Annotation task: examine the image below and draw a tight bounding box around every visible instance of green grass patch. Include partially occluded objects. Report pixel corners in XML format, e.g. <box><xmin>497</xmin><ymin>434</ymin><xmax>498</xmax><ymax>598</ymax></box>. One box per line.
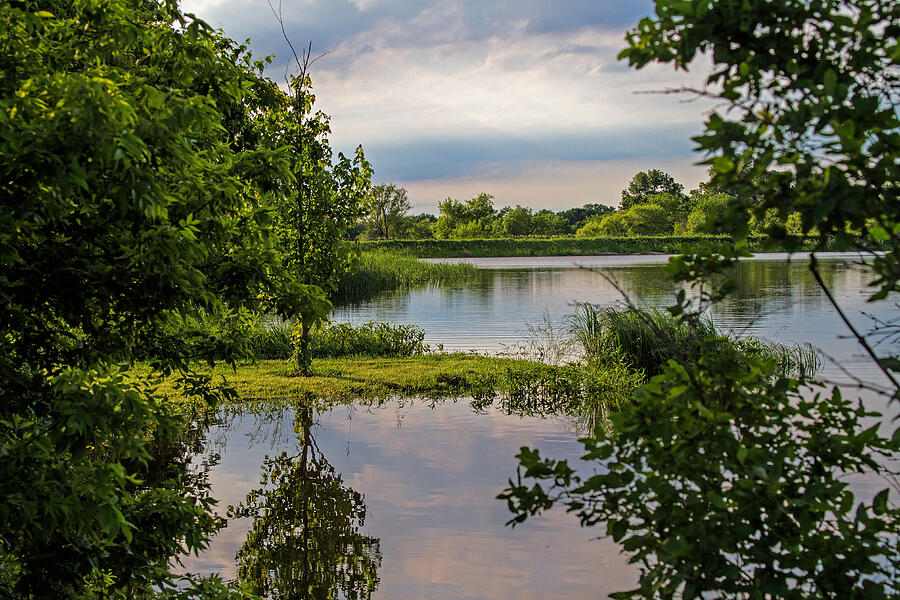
<box><xmin>361</xmin><ymin>235</ymin><xmax>837</xmax><ymax>258</ymax></box>
<box><xmin>146</xmin><ymin>354</ymin><xmax>641</xmax><ymax>418</ymax></box>
<box><xmin>334</xmin><ymin>249</ymin><xmax>478</xmax><ymax>301</ymax></box>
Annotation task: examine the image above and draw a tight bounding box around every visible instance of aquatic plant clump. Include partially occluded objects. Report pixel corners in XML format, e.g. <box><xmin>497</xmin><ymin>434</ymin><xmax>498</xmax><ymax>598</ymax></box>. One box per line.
<box><xmin>333</xmin><ymin>249</ymin><xmax>478</xmax><ymax>301</ymax></box>
<box><xmin>569</xmin><ymin>303</ymin><xmax>820</xmax><ymax>379</ymax></box>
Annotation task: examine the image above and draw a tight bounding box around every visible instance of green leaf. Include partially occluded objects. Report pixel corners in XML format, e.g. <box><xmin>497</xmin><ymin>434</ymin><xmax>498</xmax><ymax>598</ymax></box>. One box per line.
<box><xmin>823</xmin><ymin>68</ymin><xmax>837</xmax><ymax>96</ymax></box>
<box><xmin>712</xmin><ymin>156</ymin><xmax>734</xmax><ymax>174</ymax></box>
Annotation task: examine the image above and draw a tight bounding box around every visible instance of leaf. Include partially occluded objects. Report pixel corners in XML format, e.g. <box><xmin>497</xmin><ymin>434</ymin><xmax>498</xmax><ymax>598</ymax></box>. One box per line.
<box><xmin>712</xmin><ymin>156</ymin><xmax>734</xmax><ymax>174</ymax></box>
<box><xmin>823</xmin><ymin>68</ymin><xmax>837</xmax><ymax>96</ymax></box>
<box><xmin>878</xmin><ymin>357</ymin><xmax>900</xmax><ymax>372</ymax></box>
<box><xmin>872</xmin><ymin>489</ymin><xmax>889</xmax><ymax>515</ymax></box>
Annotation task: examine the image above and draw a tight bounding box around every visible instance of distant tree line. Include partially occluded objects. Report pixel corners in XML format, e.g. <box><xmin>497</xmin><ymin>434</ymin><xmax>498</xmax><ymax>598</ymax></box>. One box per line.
<box><xmin>356</xmin><ymin>167</ymin><xmax>806</xmax><ymax>241</ymax></box>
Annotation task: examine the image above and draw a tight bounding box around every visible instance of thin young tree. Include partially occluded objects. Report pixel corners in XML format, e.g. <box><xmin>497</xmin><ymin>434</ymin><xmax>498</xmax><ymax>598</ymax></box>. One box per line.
<box><xmin>264</xmin><ymin>4</ymin><xmax>373</xmax><ymax>376</ymax></box>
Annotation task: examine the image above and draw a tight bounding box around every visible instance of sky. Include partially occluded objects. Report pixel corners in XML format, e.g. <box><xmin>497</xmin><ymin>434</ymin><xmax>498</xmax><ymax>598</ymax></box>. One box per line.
<box><xmin>181</xmin><ymin>0</ymin><xmax>714</xmax><ymax>213</ymax></box>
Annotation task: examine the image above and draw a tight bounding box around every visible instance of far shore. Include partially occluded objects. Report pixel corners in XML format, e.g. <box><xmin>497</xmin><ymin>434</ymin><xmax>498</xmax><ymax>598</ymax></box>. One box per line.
<box><xmin>359</xmin><ymin>235</ymin><xmax>839</xmax><ymax>259</ymax></box>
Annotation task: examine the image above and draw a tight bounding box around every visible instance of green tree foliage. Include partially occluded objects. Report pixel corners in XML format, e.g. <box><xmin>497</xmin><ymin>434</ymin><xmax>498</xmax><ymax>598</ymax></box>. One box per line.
<box><xmin>530</xmin><ymin>209</ymin><xmax>570</xmax><ymax>236</ymax></box>
<box><xmin>620</xmin><ymin>169</ymin><xmax>686</xmax><ymax>210</ymax></box>
<box><xmin>502</xmin><ymin>341</ymin><xmax>899</xmax><ymax>597</ymax></box>
<box><xmin>363</xmin><ymin>183</ymin><xmax>410</xmax><ymax>240</ymax></box>
<box><xmin>577</xmin><ymin>195</ymin><xmax>679</xmax><ymax>237</ymax></box>
<box><xmin>433</xmin><ymin>193</ymin><xmax>496</xmax><ymax>238</ymax></box>
<box><xmin>558</xmin><ymin>203</ymin><xmax>615</xmax><ymax>229</ymax></box>
<box><xmin>233</xmin><ymin>406</ymin><xmax>381</xmax><ymax>600</ymax></box>
<box><xmin>502</xmin><ymin>1</ymin><xmax>900</xmax><ymax>597</ymax></box>
<box><xmin>624</xmin><ymin>0</ymin><xmax>899</xmax><ymax>277</ymax></box>
<box><xmin>576</xmin><ymin>212</ymin><xmax>627</xmax><ymax>237</ymax></box>
<box><xmin>496</xmin><ymin>205</ymin><xmax>533</xmax><ymax>236</ymax></box>
<box><xmin>684</xmin><ymin>190</ymin><xmax>733</xmax><ymax>234</ymax></box>
<box><xmin>395</xmin><ymin>213</ymin><xmax>436</xmax><ymax>239</ymax></box>
<box><xmin>0</xmin><ymin>0</ymin><xmax>283</xmax><ymax>597</ymax></box>
<box><xmin>258</xmin><ymin>70</ymin><xmax>372</xmax><ymax>376</ymax></box>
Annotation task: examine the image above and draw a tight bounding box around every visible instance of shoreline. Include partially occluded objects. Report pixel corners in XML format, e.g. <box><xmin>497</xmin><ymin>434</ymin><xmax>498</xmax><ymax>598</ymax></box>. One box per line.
<box><xmin>359</xmin><ymin>235</ymin><xmax>840</xmax><ymax>259</ymax></box>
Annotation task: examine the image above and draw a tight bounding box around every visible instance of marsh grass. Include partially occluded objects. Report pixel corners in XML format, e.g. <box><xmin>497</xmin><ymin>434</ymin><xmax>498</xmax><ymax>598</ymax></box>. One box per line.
<box><xmin>249</xmin><ymin>318</ymin><xmax>428</xmax><ymax>360</ymax></box>
<box><xmin>569</xmin><ymin>303</ymin><xmax>820</xmax><ymax>378</ymax></box>
<box><xmin>334</xmin><ymin>249</ymin><xmax>478</xmax><ymax>301</ymax></box>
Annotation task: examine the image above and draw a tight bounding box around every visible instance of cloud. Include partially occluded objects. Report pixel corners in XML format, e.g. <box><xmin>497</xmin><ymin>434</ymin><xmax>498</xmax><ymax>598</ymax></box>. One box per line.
<box><xmin>181</xmin><ymin>0</ymin><xmax>714</xmax><ymax>203</ymax></box>
<box><xmin>365</xmin><ymin>123</ymin><xmax>699</xmax><ymax>180</ymax></box>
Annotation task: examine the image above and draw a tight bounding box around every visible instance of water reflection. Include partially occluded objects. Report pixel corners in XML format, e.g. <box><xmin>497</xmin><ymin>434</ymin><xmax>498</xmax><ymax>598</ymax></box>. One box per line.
<box><xmin>333</xmin><ymin>254</ymin><xmax>881</xmax><ymax>364</ymax></box>
<box><xmin>231</xmin><ymin>403</ymin><xmax>381</xmax><ymax>600</ymax></box>
<box><xmin>183</xmin><ymin>396</ymin><xmax>636</xmax><ymax>599</ymax></box>
<box><xmin>179</xmin><ymin>253</ymin><xmax>898</xmax><ymax>598</ymax></box>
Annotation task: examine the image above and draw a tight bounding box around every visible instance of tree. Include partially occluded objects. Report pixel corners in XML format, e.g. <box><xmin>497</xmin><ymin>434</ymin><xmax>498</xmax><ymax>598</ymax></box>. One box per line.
<box><xmin>498</xmin><ymin>205</ymin><xmax>533</xmax><ymax>236</ymax></box>
<box><xmin>620</xmin><ymin>169</ymin><xmax>686</xmax><ymax>210</ymax></box>
<box><xmin>502</xmin><ymin>1</ymin><xmax>900</xmax><ymax>597</ymax></box>
<box><xmin>530</xmin><ymin>209</ymin><xmax>569</xmax><ymax>236</ymax></box>
<box><xmin>558</xmin><ymin>203</ymin><xmax>616</xmax><ymax>230</ymax></box>
<box><xmin>258</xmin><ymin>36</ymin><xmax>372</xmax><ymax>376</ymax></box>
<box><xmin>0</xmin><ymin>1</ymin><xmax>282</xmax><ymax>597</ymax></box>
<box><xmin>684</xmin><ymin>190</ymin><xmax>733</xmax><ymax>234</ymax></box>
<box><xmin>576</xmin><ymin>201</ymin><xmax>673</xmax><ymax>237</ymax></box>
<box><xmin>364</xmin><ymin>183</ymin><xmax>411</xmax><ymax>239</ymax></box>
<box><xmin>622</xmin><ymin>203</ymin><xmax>671</xmax><ymax>235</ymax></box>
<box><xmin>394</xmin><ymin>213</ymin><xmax>436</xmax><ymax>239</ymax></box>
<box><xmin>576</xmin><ymin>212</ymin><xmax>626</xmax><ymax>237</ymax></box>
<box><xmin>432</xmin><ymin>193</ymin><xmax>496</xmax><ymax>238</ymax></box>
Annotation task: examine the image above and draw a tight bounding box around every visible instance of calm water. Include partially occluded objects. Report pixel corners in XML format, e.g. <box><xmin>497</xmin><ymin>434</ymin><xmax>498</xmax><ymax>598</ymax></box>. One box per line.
<box><xmin>181</xmin><ymin>253</ymin><xmax>898</xmax><ymax>598</ymax></box>
<box><xmin>335</xmin><ymin>253</ymin><xmax>889</xmax><ymax>384</ymax></box>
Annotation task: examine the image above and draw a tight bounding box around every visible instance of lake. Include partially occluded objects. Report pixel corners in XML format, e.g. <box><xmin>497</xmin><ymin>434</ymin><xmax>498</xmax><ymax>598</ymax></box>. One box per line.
<box><xmin>179</xmin><ymin>253</ymin><xmax>897</xmax><ymax>598</ymax></box>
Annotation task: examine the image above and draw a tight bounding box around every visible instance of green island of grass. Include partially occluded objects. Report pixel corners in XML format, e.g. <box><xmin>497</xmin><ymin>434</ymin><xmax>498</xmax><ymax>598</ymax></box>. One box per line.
<box><xmin>150</xmin><ymin>353</ymin><xmax>638</xmax><ymax>408</ymax></box>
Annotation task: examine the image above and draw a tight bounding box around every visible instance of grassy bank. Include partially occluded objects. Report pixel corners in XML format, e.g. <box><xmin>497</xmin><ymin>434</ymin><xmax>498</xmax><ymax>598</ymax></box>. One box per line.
<box><xmin>149</xmin><ymin>354</ymin><xmax>641</xmax><ymax>411</ymax></box>
<box><xmin>361</xmin><ymin>235</ymin><xmax>837</xmax><ymax>258</ymax></box>
<box><xmin>334</xmin><ymin>249</ymin><xmax>478</xmax><ymax>301</ymax></box>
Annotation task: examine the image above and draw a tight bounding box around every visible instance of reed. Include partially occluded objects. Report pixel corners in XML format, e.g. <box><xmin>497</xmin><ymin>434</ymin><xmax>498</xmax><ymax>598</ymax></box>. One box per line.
<box><xmin>333</xmin><ymin>249</ymin><xmax>478</xmax><ymax>302</ymax></box>
<box><xmin>248</xmin><ymin>317</ymin><xmax>428</xmax><ymax>360</ymax></box>
<box><xmin>569</xmin><ymin>303</ymin><xmax>819</xmax><ymax>378</ymax></box>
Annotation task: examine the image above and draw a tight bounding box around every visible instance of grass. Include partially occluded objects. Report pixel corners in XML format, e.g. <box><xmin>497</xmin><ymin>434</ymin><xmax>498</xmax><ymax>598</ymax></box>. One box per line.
<box><xmin>145</xmin><ymin>354</ymin><xmax>642</xmax><ymax>431</ymax></box>
<box><xmin>361</xmin><ymin>235</ymin><xmax>838</xmax><ymax>258</ymax></box>
<box><xmin>250</xmin><ymin>318</ymin><xmax>429</xmax><ymax>359</ymax></box>
<box><xmin>333</xmin><ymin>249</ymin><xmax>478</xmax><ymax>301</ymax></box>
<box><xmin>569</xmin><ymin>303</ymin><xmax>820</xmax><ymax>378</ymax></box>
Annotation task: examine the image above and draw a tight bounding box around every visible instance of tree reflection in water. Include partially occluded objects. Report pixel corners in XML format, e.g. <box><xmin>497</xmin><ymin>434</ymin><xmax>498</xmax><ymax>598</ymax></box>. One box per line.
<box><xmin>231</xmin><ymin>403</ymin><xmax>381</xmax><ymax>600</ymax></box>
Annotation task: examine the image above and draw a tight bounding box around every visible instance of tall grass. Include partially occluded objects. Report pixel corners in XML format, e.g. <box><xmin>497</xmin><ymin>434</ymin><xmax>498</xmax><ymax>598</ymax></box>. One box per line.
<box><xmin>249</xmin><ymin>317</ymin><xmax>428</xmax><ymax>360</ymax></box>
<box><xmin>361</xmin><ymin>235</ymin><xmax>836</xmax><ymax>259</ymax></box>
<box><xmin>569</xmin><ymin>303</ymin><xmax>820</xmax><ymax>378</ymax></box>
<box><xmin>333</xmin><ymin>249</ymin><xmax>478</xmax><ymax>302</ymax></box>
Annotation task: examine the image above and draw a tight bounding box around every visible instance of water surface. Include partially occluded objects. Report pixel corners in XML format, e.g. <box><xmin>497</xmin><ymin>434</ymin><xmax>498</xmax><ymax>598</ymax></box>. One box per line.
<box><xmin>182</xmin><ymin>253</ymin><xmax>898</xmax><ymax>598</ymax></box>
